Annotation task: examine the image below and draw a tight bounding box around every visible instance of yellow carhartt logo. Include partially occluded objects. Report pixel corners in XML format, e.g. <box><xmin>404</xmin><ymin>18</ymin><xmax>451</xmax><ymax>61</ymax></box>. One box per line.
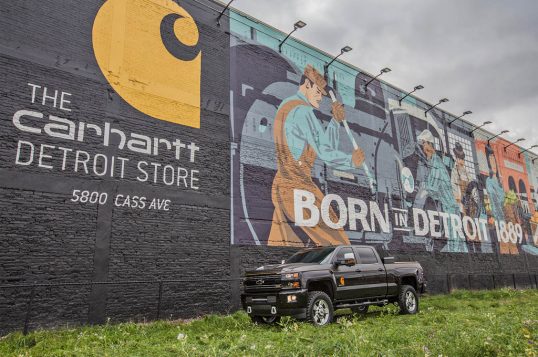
<box><xmin>92</xmin><ymin>0</ymin><xmax>201</xmax><ymax>128</ymax></box>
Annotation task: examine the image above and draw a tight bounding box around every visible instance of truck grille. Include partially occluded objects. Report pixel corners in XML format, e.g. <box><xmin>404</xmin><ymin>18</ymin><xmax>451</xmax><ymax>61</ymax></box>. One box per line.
<box><xmin>244</xmin><ymin>274</ymin><xmax>281</xmax><ymax>292</ymax></box>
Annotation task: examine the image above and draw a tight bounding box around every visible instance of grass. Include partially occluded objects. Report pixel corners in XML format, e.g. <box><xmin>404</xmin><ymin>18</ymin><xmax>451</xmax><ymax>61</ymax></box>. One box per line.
<box><xmin>1</xmin><ymin>289</ymin><xmax>536</xmax><ymax>357</ymax></box>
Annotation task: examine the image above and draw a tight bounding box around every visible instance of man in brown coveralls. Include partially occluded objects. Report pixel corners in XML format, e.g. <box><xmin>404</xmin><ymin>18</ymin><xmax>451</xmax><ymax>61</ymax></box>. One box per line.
<box><xmin>268</xmin><ymin>65</ymin><xmax>365</xmax><ymax>247</ymax></box>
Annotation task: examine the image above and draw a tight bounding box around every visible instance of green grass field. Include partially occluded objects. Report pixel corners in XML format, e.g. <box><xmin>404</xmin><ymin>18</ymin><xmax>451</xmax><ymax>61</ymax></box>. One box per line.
<box><xmin>1</xmin><ymin>289</ymin><xmax>536</xmax><ymax>357</ymax></box>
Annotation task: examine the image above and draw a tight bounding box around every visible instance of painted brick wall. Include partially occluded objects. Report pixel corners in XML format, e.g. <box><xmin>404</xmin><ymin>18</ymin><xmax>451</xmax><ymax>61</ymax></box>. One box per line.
<box><xmin>0</xmin><ymin>0</ymin><xmax>537</xmax><ymax>336</ymax></box>
<box><xmin>0</xmin><ymin>0</ymin><xmax>232</xmax><ymax>335</ymax></box>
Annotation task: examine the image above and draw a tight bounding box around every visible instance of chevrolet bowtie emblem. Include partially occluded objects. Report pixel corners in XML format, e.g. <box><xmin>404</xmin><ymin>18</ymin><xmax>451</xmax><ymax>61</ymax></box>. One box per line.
<box><xmin>256</xmin><ymin>279</ymin><xmax>264</xmax><ymax>285</ymax></box>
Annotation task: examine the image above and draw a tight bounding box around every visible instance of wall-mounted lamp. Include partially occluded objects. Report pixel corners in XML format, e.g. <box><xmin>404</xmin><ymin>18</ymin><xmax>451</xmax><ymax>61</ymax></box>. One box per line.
<box><xmin>278</xmin><ymin>20</ymin><xmax>307</xmax><ymax>53</ymax></box>
<box><xmin>487</xmin><ymin>130</ymin><xmax>509</xmax><ymax>144</ymax></box>
<box><xmin>424</xmin><ymin>98</ymin><xmax>449</xmax><ymax>117</ymax></box>
<box><xmin>363</xmin><ymin>67</ymin><xmax>391</xmax><ymax>90</ymax></box>
<box><xmin>518</xmin><ymin>144</ymin><xmax>538</xmax><ymax>158</ymax></box>
<box><xmin>398</xmin><ymin>85</ymin><xmax>424</xmax><ymax>106</ymax></box>
<box><xmin>324</xmin><ymin>46</ymin><xmax>352</xmax><ymax>77</ymax></box>
<box><xmin>470</xmin><ymin>121</ymin><xmax>492</xmax><ymax>134</ymax></box>
<box><xmin>504</xmin><ymin>138</ymin><xmax>525</xmax><ymax>152</ymax></box>
<box><xmin>216</xmin><ymin>0</ymin><xmax>235</xmax><ymax>27</ymax></box>
<box><xmin>448</xmin><ymin>110</ymin><xmax>472</xmax><ymax>127</ymax></box>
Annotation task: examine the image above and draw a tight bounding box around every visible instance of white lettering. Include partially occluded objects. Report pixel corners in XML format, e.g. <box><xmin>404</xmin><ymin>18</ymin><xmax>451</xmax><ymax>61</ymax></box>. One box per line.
<box><xmin>13</xmin><ymin>110</ymin><xmax>42</xmax><ymax>134</ymax></box>
<box><xmin>321</xmin><ymin>194</ymin><xmax>347</xmax><ymax>230</ymax></box>
<box><xmin>413</xmin><ymin>208</ymin><xmax>429</xmax><ymax>236</ymax></box>
<box><xmin>463</xmin><ymin>215</ymin><xmax>477</xmax><ymax>241</ymax></box>
<box><xmin>38</xmin><ymin>144</ymin><xmax>54</xmax><ymax>169</ymax></box>
<box><xmin>75</xmin><ymin>150</ymin><xmax>90</xmax><ymax>174</ymax></box>
<box><xmin>293</xmin><ymin>189</ymin><xmax>319</xmax><ymax>227</ymax></box>
<box><xmin>370</xmin><ymin>202</ymin><xmax>390</xmax><ymax>233</ymax></box>
<box><xmin>428</xmin><ymin>210</ymin><xmax>442</xmax><ymax>238</ymax></box>
<box><xmin>60</xmin><ymin>91</ymin><xmax>72</xmax><ymax>111</ymax></box>
<box><xmin>44</xmin><ymin>115</ymin><xmax>75</xmax><ymax>140</ymax></box>
<box><xmin>450</xmin><ymin>214</ymin><xmax>464</xmax><ymax>240</ymax></box>
<box><xmin>15</xmin><ymin>140</ymin><xmax>34</xmax><ymax>166</ymax></box>
<box><xmin>348</xmin><ymin>198</ymin><xmax>371</xmax><ymax>231</ymax></box>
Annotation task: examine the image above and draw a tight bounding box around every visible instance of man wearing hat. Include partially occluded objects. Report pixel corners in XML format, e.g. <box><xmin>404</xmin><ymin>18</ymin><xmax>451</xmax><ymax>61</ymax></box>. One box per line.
<box><xmin>268</xmin><ymin>64</ymin><xmax>365</xmax><ymax>247</ymax></box>
<box><xmin>417</xmin><ymin>129</ymin><xmax>467</xmax><ymax>252</ymax></box>
<box><xmin>451</xmin><ymin>142</ymin><xmax>471</xmax><ymax>214</ymax></box>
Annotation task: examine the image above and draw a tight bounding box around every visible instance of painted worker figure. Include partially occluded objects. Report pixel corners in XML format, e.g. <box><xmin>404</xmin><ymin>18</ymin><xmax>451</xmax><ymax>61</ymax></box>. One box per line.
<box><xmin>451</xmin><ymin>143</ymin><xmax>471</xmax><ymax>214</ymax></box>
<box><xmin>418</xmin><ymin>129</ymin><xmax>467</xmax><ymax>253</ymax></box>
<box><xmin>484</xmin><ymin>145</ymin><xmax>518</xmax><ymax>254</ymax></box>
<box><xmin>268</xmin><ymin>64</ymin><xmax>365</xmax><ymax>247</ymax></box>
<box><xmin>485</xmin><ymin>145</ymin><xmax>505</xmax><ymax>223</ymax></box>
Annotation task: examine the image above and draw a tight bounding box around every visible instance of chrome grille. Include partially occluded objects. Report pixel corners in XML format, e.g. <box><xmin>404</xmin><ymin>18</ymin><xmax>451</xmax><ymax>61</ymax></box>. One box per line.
<box><xmin>244</xmin><ymin>274</ymin><xmax>281</xmax><ymax>292</ymax></box>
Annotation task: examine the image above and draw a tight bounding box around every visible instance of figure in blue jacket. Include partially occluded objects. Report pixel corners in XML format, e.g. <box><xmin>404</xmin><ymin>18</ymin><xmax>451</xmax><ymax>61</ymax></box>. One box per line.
<box><xmin>417</xmin><ymin>129</ymin><xmax>467</xmax><ymax>253</ymax></box>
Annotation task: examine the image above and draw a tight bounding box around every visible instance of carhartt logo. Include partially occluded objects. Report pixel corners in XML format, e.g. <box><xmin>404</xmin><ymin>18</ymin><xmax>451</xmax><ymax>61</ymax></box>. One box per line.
<box><xmin>92</xmin><ymin>0</ymin><xmax>201</xmax><ymax>128</ymax></box>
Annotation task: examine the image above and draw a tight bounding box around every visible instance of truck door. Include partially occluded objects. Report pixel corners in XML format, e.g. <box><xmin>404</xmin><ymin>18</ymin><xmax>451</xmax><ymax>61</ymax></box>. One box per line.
<box><xmin>333</xmin><ymin>247</ymin><xmax>362</xmax><ymax>301</ymax></box>
<box><xmin>354</xmin><ymin>247</ymin><xmax>388</xmax><ymax>298</ymax></box>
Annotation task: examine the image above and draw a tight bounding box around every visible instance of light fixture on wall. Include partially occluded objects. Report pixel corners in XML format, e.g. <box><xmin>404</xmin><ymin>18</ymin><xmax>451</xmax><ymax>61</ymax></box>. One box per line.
<box><xmin>363</xmin><ymin>67</ymin><xmax>391</xmax><ymax>90</ymax></box>
<box><xmin>469</xmin><ymin>121</ymin><xmax>492</xmax><ymax>134</ymax></box>
<box><xmin>448</xmin><ymin>110</ymin><xmax>472</xmax><ymax>127</ymax></box>
<box><xmin>217</xmin><ymin>0</ymin><xmax>235</xmax><ymax>27</ymax></box>
<box><xmin>487</xmin><ymin>130</ymin><xmax>509</xmax><ymax>144</ymax></box>
<box><xmin>278</xmin><ymin>20</ymin><xmax>307</xmax><ymax>53</ymax></box>
<box><xmin>518</xmin><ymin>144</ymin><xmax>538</xmax><ymax>158</ymax></box>
<box><xmin>324</xmin><ymin>46</ymin><xmax>353</xmax><ymax>77</ymax></box>
<box><xmin>424</xmin><ymin>98</ymin><xmax>449</xmax><ymax>117</ymax></box>
<box><xmin>398</xmin><ymin>85</ymin><xmax>424</xmax><ymax>106</ymax></box>
<box><xmin>504</xmin><ymin>138</ymin><xmax>525</xmax><ymax>152</ymax></box>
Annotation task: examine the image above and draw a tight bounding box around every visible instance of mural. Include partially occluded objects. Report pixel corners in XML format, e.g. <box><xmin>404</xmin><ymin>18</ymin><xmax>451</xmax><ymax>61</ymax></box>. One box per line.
<box><xmin>475</xmin><ymin>137</ymin><xmax>538</xmax><ymax>255</ymax></box>
<box><xmin>229</xmin><ymin>12</ymin><xmax>538</xmax><ymax>256</ymax></box>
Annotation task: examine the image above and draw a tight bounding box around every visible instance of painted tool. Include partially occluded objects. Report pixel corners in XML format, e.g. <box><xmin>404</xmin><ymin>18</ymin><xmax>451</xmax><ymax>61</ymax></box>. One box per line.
<box><xmin>329</xmin><ymin>90</ymin><xmax>376</xmax><ymax>193</ymax></box>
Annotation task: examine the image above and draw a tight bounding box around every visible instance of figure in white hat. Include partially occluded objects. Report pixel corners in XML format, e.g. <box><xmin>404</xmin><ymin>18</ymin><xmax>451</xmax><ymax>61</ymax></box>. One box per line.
<box><xmin>451</xmin><ymin>142</ymin><xmax>471</xmax><ymax>214</ymax></box>
<box><xmin>417</xmin><ymin>129</ymin><xmax>467</xmax><ymax>253</ymax></box>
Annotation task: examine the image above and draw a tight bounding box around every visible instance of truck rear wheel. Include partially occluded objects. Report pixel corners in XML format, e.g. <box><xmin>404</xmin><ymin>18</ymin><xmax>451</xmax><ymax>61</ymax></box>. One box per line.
<box><xmin>398</xmin><ymin>285</ymin><xmax>419</xmax><ymax>314</ymax></box>
<box><xmin>306</xmin><ymin>291</ymin><xmax>334</xmax><ymax>326</ymax></box>
<box><xmin>250</xmin><ymin>315</ymin><xmax>281</xmax><ymax>325</ymax></box>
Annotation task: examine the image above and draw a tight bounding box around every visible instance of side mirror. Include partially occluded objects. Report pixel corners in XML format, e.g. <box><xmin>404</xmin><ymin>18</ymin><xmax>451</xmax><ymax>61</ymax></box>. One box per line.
<box><xmin>336</xmin><ymin>252</ymin><xmax>356</xmax><ymax>266</ymax></box>
<box><xmin>382</xmin><ymin>256</ymin><xmax>395</xmax><ymax>264</ymax></box>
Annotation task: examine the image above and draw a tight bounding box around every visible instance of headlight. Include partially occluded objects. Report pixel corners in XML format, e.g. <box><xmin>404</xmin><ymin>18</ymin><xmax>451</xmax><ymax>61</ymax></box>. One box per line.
<box><xmin>281</xmin><ymin>272</ymin><xmax>301</xmax><ymax>289</ymax></box>
<box><xmin>282</xmin><ymin>272</ymin><xmax>300</xmax><ymax>280</ymax></box>
<box><xmin>282</xmin><ymin>281</ymin><xmax>301</xmax><ymax>289</ymax></box>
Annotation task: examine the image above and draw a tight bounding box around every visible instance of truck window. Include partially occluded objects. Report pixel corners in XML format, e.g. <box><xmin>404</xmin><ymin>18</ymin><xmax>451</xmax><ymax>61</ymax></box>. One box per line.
<box><xmin>335</xmin><ymin>247</ymin><xmax>356</xmax><ymax>263</ymax></box>
<box><xmin>356</xmin><ymin>247</ymin><xmax>378</xmax><ymax>264</ymax></box>
<box><xmin>286</xmin><ymin>247</ymin><xmax>336</xmax><ymax>264</ymax></box>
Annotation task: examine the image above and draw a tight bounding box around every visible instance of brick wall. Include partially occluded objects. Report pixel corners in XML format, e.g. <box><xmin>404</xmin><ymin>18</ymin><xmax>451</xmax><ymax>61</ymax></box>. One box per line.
<box><xmin>0</xmin><ymin>0</ymin><xmax>536</xmax><ymax>336</ymax></box>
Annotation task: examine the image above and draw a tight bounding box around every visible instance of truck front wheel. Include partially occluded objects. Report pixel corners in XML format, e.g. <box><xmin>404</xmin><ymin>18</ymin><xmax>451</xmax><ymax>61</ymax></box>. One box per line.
<box><xmin>306</xmin><ymin>291</ymin><xmax>334</xmax><ymax>326</ymax></box>
<box><xmin>398</xmin><ymin>285</ymin><xmax>419</xmax><ymax>314</ymax></box>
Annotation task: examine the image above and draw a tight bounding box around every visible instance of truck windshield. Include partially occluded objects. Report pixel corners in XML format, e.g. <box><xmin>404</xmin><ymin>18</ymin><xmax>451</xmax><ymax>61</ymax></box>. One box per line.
<box><xmin>286</xmin><ymin>247</ymin><xmax>336</xmax><ymax>264</ymax></box>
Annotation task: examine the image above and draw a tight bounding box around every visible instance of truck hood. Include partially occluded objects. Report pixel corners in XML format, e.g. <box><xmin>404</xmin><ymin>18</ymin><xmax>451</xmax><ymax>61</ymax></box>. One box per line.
<box><xmin>245</xmin><ymin>263</ymin><xmax>331</xmax><ymax>276</ymax></box>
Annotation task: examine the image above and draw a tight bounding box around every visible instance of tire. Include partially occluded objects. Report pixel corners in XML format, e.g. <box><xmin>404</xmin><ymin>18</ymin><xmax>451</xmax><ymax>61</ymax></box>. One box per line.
<box><xmin>398</xmin><ymin>285</ymin><xmax>419</xmax><ymax>314</ymax></box>
<box><xmin>250</xmin><ymin>315</ymin><xmax>281</xmax><ymax>325</ymax></box>
<box><xmin>351</xmin><ymin>305</ymin><xmax>369</xmax><ymax>315</ymax></box>
<box><xmin>306</xmin><ymin>291</ymin><xmax>334</xmax><ymax>326</ymax></box>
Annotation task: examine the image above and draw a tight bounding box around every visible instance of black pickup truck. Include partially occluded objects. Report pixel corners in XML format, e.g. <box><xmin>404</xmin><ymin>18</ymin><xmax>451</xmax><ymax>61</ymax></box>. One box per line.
<box><xmin>241</xmin><ymin>245</ymin><xmax>426</xmax><ymax>326</ymax></box>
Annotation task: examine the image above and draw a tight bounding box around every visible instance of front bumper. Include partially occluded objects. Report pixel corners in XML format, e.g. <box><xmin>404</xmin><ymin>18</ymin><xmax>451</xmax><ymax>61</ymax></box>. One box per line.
<box><xmin>241</xmin><ymin>289</ymin><xmax>308</xmax><ymax>319</ymax></box>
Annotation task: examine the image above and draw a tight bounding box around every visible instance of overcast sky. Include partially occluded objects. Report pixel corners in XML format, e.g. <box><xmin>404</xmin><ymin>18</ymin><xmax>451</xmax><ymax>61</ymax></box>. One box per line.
<box><xmin>232</xmin><ymin>0</ymin><xmax>538</xmax><ymax>152</ymax></box>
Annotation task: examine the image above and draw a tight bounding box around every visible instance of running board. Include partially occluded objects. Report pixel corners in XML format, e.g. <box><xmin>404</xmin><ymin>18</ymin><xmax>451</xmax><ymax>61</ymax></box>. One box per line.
<box><xmin>335</xmin><ymin>299</ymin><xmax>389</xmax><ymax>309</ymax></box>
